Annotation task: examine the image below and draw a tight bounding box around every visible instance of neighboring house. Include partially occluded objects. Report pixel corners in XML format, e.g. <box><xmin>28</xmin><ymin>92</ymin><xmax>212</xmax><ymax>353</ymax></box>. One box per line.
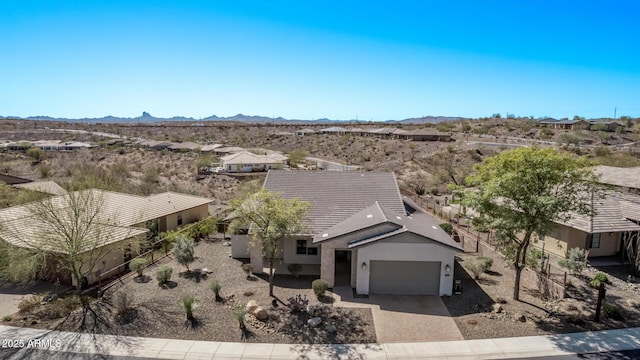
<box><xmin>213</xmin><ymin>146</ymin><xmax>245</xmax><ymax>156</ymax></box>
<box><xmin>295</xmin><ymin>128</ymin><xmax>316</xmax><ymax>136</ymax></box>
<box><xmin>0</xmin><ymin>189</ymin><xmax>212</xmax><ymax>287</ymax></box>
<box><xmin>168</xmin><ymin>142</ymin><xmax>202</xmax><ymax>152</ymax></box>
<box><xmin>13</xmin><ymin>180</ymin><xmax>68</xmax><ymax>196</ymax></box>
<box><xmin>589</xmin><ymin>121</ymin><xmax>625</xmax><ymax>132</ymax></box>
<box><xmin>220</xmin><ymin>151</ymin><xmax>285</xmax><ymax>172</ymax></box>
<box><xmin>232</xmin><ymin>171</ymin><xmax>462</xmax><ymax>296</ymax></box>
<box><xmin>400</xmin><ymin>128</ymin><xmax>452</xmax><ymax>142</ymax></box>
<box><xmin>540</xmin><ymin>120</ymin><xmax>591</xmax><ymax>130</ymax></box>
<box><xmin>136</xmin><ymin>140</ymin><xmax>174</xmax><ymax>150</ymax></box>
<box><xmin>595</xmin><ymin>165</ymin><xmax>640</xmax><ymax>194</ymax></box>
<box><xmin>200</xmin><ymin>144</ymin><xmax>223</xmax><ymax>152</ymax></box>
<box><xmin>319</xmin><ymin>126</ymin><xmax>348</xmax><ymax>135</ymax></box>
<box><xmin>366</xmin><ymin>128</ymin><xmax>407</xmax><ymax>139</ymax></box>
<box><xmin>530</xmin><ymin>191</ymin><xmax>640</xmax><ymax>260</ymax></box>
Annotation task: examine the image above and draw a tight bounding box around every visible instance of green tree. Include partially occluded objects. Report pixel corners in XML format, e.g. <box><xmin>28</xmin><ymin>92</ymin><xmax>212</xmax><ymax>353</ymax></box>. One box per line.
<box><xmin>26</xmin><ymin>147</ymin><xmax>45</xmax><ymax>164</ymax></box>
<box><xmin>172</xmin><ymin>235</ymin><xmax>195</xmax><ymax>271</ymax></box>
<box><xmin>229</xmin><ymin>189</ymin><xmax>310</xmax><ymax>296</ymax></box>
<box><xmin>464</xmin><ymin>147</ymin><xmax>599</xmax><ymax>300</ymax></box>
<box><xmin>287</xmin><ymin>150</ymin><xmax>309</xmax><ymax>168</ymax></box>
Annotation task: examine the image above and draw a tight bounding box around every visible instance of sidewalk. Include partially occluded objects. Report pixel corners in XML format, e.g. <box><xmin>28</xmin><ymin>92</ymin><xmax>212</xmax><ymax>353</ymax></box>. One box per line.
<box><xmin>1</xmin><ymin>325</ymin><xmax>640</xmax><ymax>359</ymax></box>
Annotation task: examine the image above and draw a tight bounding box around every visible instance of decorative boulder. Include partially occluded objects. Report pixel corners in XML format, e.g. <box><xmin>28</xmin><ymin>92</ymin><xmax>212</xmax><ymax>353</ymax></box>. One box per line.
<box><xmin>246</xmin><ymin>300</ymin><xmax>259</xmax><ymax>313</ymax></box>
<box><xmin>492</xmin><ymin>303</ymin><xmax>503</xmax><ymax>314</ymax></box>
<box><xmin>307</xmin><ymin>317</ymin><xmax>322</xmax><ymax>328</ymax></box>
<box><xmin>514</xmin><ymin>313</ymin><xmax>526</xmax><ymax>322</ymax></box>
<box><xmin>253</xmin><ymin>306</ymin><xmax>269</xmax><ymax>321</ymax></box>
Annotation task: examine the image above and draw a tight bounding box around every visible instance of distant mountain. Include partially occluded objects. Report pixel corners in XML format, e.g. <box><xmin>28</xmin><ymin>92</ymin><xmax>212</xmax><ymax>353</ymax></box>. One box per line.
<box><xmin>1</xmin><ymin>112</ymin><xmax>475</xmax><ymax>124</ymax></box>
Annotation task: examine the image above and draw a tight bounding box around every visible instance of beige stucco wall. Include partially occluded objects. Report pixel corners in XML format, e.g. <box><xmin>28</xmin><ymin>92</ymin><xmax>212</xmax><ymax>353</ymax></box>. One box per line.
<box><xmin>77</xmin><ymin>236</ymin><xmax>143</xmax><ymax>287</ymax></box>
<box><xmin>587</xmin><ymin>232</ymin><xmax>620</xmax><ymax>257</ymax></box>
<box><xmin>355</xmin><ymin>233</ymin><xmax>457</xmax><ymax>296</ymax></box>
<box><xmin>282</xmin><ymin>236</ymin><xmax>320</xmax><ymax>265</ymax></box>
<box><xmin>163</xmin><ymin>204</ymin><xmax>209</xmax><ymax>231</ymax></box>
<box><xmin>232</xmin><ymin>234</ymin><xmax>251</xmax><ymax>258</ymax></box>
<box><xmin>531</xmin><ymin>224</ymin><xmax>621</xmax><ymax>258</ymax></box>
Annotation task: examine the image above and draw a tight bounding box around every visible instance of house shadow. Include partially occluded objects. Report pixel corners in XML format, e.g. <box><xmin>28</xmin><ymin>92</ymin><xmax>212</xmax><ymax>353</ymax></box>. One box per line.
<box><xmin>254</xmin><ymin>273</ymin><xmax>316</xmax><ymax>289</ymax></box>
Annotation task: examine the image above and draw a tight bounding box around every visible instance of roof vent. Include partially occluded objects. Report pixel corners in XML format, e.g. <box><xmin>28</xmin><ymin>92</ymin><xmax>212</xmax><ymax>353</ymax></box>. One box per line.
<box><xmin>432</xmin><ymin>225</ymin><xmax>438</xmax><ymax>229</ymax></box>
<box><xmin>395</xmin><ymin>216</ymin><xmax>401</xmax><ymax>220</ymax></box>
<box><xmin>322</xmin><ymin>233</ymin><xmax>328</xmax><ymax>238</ymax></box>
<box><xmin>366</xmin><ymin>214</ymin><xmax>373</xmax><ymax>218</ymax></box>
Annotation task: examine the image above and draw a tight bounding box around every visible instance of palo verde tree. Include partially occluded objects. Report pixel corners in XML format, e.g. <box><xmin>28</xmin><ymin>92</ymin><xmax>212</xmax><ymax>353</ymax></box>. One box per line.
<box><xmin>229</xmin><ymin>189</ymin><xmax>310</xmax><ymax>297</ymax></box>
<box><xmin>464</xmin><ymin>147</ymin><xmax>600</xmax><ymax>300</ymax></box>
<box><xmin>0</xmin><ymin>190</ymin><xmax>143</xmax><ymax>296</ymax></box>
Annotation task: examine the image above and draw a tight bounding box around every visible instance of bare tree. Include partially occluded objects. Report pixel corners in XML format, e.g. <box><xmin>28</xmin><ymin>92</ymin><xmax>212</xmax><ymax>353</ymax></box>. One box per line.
<box><xmin>0</xmin><ymin>190</ymin><xmax>144</xmax><ymax>296</ymax></box>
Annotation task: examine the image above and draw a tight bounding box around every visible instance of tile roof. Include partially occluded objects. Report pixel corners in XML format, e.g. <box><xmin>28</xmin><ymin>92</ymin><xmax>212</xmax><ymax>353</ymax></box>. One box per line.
<box><xmin>221</xmin><ymin>151</ymin><xmax>284</xmax><ymax>165</ymax></box>
<box><xmin>168</xmin><ymin>142</ymin><xmax>202</xmax><ymax>150</ymax></box>
<box><xmin>595</xmin><ymin>165</ymin><xmax>640</xmax><ymax>190</ymax></box>
<box><xmin>313</xmin><ymin>201</ymin><xmax>462</xmax><ymax>250</ymax></box>
<box><xmin>263</xmin><ymin>171</ymin><xmax>405</xmax><ymax>234</ymax></box>
<box><xmin>14</xmin><ymin>180</ymin><xmax>68</xmax><ymax>196</ymax></box>
<box><xmin>559</xmin><ymin>191</ymin><xmax>640</xmax><ymax>233</ymax></box>
<box><xmin>0</xmin><ymin>190</ymin><xmax>212</xmax><ymax>253</ymax></box>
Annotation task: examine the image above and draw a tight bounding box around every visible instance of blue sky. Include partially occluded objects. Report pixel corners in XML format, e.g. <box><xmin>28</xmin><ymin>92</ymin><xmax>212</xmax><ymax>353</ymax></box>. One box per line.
<box><xmin>2</xmin><ymin>1</ymin><xmax>639</xmax><ymax>120</ymax></box>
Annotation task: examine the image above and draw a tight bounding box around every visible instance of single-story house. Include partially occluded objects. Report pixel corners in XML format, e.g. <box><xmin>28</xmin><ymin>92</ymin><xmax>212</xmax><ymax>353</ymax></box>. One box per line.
<box><xmin>595</xmin><ymin>165</ymin><xmax>640</xmax><ymax>194</ymax></box>
<box><xmin>0</xmin><ymin>189</ymin><xmax>212</xmax><ymax>287</ymax></box>
<box><xmin>213</xmin><ymin>146</ymin><xmax>245</xmax><ymax>156</ymax></box>
<box><xmin>540</xmin><ymin>119</ymin><xmax>591</xmax><ymax>130</ymax></box>
<box><xmin>295</xmin><ymin>128</ymin><xmax>316</xmax><ymax>136</ymax></box>
<box><xmin>588</xmin><ymin>121</ymin><xmax>625</xmax><ymax>132</ymax></box>
<box><xmin>531</xmin><ymin>191</ymin><xmax>640</xmax><ymax>260</ymax></box>
<box><xmin>232</xmin><ymin>171</ymin><xmax>462</xmax><ymax>296</ymax></box>
<box><xmin>399</xmin><ymin>128</ymin><xmax>452</xmax><ymax>142</ymax></box>
<box><xmin>168</xmin><ymin>142</ymin><xmax>202</xmax><ymax>152</ymax></box>
<box><xmin>200</xmin><ymin>144</ymin><xmax>223</xmax><ymax>153</ymax></box>
<box><xmin>13</xmin><ymin>180</ymin><xmax>68</xmax><ymax>196</ymax></box>
<box><xmin>319</xmin><ymin>126</ymin><xmax>348</xmax><ymax>135</ymax></box>
<box><xmin>220</xmin><ymin>151</ymin><xmax>285</xmax><ymax>172</ymax></box>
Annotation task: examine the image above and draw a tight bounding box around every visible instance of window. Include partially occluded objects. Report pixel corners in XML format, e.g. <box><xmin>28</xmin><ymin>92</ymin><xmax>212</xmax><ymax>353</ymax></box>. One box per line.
<box><xmin>177</xmin><ymin>214</ymin><xmax>183</xmax><ymax>226</ymax></box>
<box><xmin>591</xmin><ymin>233</ymin><xmax>601</xmax><ymax>249</ymax></box>
<box><xmin>296</xmin><ymin>240</ymin><xmax>307</xmax><ymax>254</ymax></box>
<box><xmin>296</xmin><ymin>240</ymin><xmax>317</xmax><ymax>255</ymax></box>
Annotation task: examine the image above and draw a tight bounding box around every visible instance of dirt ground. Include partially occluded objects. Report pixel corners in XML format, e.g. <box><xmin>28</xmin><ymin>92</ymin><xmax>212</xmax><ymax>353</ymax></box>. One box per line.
<box><xmin>443</xmin><ymin>251</ymin><xmax>640</xmax><ymax>340</ymax></box>
<box><xmin>7</xmin><ymin>240</ymin><xmax>376</xmax><ymax>344</ymax></box>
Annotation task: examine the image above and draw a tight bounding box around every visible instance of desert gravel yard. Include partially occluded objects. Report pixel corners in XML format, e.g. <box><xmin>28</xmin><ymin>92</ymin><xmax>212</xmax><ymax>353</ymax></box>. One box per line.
<box><xmin>9</xmin><ymin>239</ymin><xmax>376</xmax><ymax>344</ymax></box>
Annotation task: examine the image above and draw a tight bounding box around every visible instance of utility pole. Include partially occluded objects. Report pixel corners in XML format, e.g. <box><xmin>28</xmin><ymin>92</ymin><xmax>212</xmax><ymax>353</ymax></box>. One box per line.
<box><xmin>614</xmin><ymin>107</ymin><xmax>617</xmax><ymax>119</ymax></box>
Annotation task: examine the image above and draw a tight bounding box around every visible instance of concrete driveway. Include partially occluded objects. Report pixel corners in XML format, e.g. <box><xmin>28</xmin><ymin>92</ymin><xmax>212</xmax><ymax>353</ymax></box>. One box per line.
<box><xmin>0</xmin><ymin>281</ymin><xmax>69</xmax><ymax>318</ymax></box>
<box><xmin>332</xmin><ymin>287</ymin><xmax>464</xmax><ymax>343</ymax></box>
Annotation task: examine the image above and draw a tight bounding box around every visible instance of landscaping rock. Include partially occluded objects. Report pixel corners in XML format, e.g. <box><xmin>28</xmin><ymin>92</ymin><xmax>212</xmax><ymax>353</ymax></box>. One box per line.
<box><xmin>326</xmin><ymin>322</ymin><xmax>337</xmax><ymax>333</ymax></box>
<box><xmin>492</xmin><ymin>303</ymin><xmax>503</xmax><ymax>314</ymax></box>
<box><xmin>514</xmin><ymin>313</ymin><xmax>526</xmax><ymax>322</ymax></box>
<box><xmin>253</xmin><ymin>306</ymin><xmax>269</xmax><ymax>321</ymax></box>
<box><xmin>246</xmin><ymin>300</ymin><xmax>259</xmax><ymax>313</ymax></box>
<box><xmin>307</xmin><ymin>317</ymin><xmax>322</xmax><ymax>328</ymax></box>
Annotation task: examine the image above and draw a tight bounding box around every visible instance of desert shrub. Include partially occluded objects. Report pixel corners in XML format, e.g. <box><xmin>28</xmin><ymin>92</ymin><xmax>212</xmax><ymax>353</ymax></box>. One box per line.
<box><xmin>130</xmin><ymin>258</ymin><xmax>149</xmax><ymax>277</ymax></box>
<box><xmin>180</xmin><ymin>294</ymin><xmax>199</xmax><ymax>321</ymax></box>
<box><xmin>38</xmin><ymin>296</ymin><xmax>82</xmax><ymax>319</ymax></box>
<box><xmin>113</xmin><ymin>292</ymin><xmax>134</xmax><ymax>316</ymax></box>
<box><xmin>312</xmin><ymin>279</ymin><xmax>329</xmax><ymax>298</ymax></box>
<box><xmin>18</xmin><ymin>294</ymin><xmax>43</xmax><ymax>314</ymax></box>
<box><xmin>172</xmin><ymin>235</ymin><xmax>195</xmax><ymax>270</ymax></box>
<box><xmin>38</xmin><ymin>163</ymin><xmax>52</xmax><ymax>178</ymax></box>
<box><xmin>439</xmin><ymin>223</ymin><xmax>454</xmax><ymax>235</ymax></box>
<box><xmin>156</xmin><ymin>265</ymin><xmax>173</xmax><ymax>285</ymax></box>
<box><xmin>3</xmin><ymin>315</ymin><xmax>11</xmax><ymax>322</ymax></box>
<box><xmin>286</xmin><ymin>294</ymin><xmax>309</xmax><ymax>312</ymax></box>
<box><xmin>232</xmin><ymin>305</ymin><xmax>248</xmax><ymax>329</ymax></box>
<box><xmin>558</xmin><ymin>248</ymin><xmax>586</xmax><ymax>274</ymax></box>
<box><xmin>209</xmin><ymin>280</ymin><xmax>222</xmax><ymax>300</ymax></box>
<box><xmin>287</xmin><ymin>263</ymin><xmax>303</xmax><ymax>278</ymax></box>
<box><xmin>241</xmin><ymin>263</ymin><xmax>253</xmax><ymax>278</ymax></box>
<box><xmin>477</xmin><ymin>256</ymin><xmax>493</xmax><ymax>271</ymax></box>
<box><xmin>430</xmin><ymin>187</ymin><xmax>439</xmax><ymax>196</ymax></box>
<box><xmin>589</xmin><ymin>273</ymin><xmax>609</xmax><ymax>288</ymax></box>
<box><xmin>603</xmin><ymin>304</ymin><xmax>623</xmax><ymax>320</ymax></box>
<box><xmin>26</xmin><ymin>147</ymin><xmax>45</xmax><ymax>163</ymax></box>
<box><xmin>466</xmin><ymin>258</ymin><xmax>488</xmax><ymax>279</ymax></box>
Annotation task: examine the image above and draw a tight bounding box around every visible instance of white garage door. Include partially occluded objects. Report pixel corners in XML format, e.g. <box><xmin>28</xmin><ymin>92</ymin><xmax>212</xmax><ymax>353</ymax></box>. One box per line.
<box><xmin>369</xmin><ymin>260</ymin><xmax>440</xmax><ymax>295</ymax></box>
